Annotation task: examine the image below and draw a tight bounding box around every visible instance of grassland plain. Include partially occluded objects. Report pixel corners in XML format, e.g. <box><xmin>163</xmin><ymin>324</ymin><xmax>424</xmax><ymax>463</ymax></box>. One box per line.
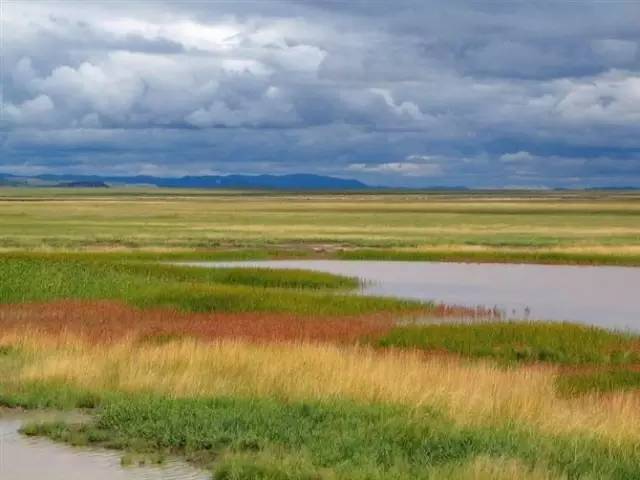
<box><xmin>1</xmin><ymin>188</ymin><xmax>640</xmax><ymax>265</ymax></box>
<box><xmin>2</xmin><ymin>189</ymin><xmax>640</xmax><ymax>478</ymax></box>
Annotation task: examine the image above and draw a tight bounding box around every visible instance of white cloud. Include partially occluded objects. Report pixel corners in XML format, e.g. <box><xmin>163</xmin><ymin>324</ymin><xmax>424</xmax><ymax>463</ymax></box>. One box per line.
<box><xmin>369</xmin><ymin>88</ymin><xmax>427</xmax><ymax>121</ymax></box>
<box><xmin>5</xmin><ymin>95</ymin><xmax>55</xmax><ymax>125</ymax></box>
<box><xmin>348</xmin><ymin>156</ymin><xmax>444</xmax><ymax>177</ymax></box>
<box><xmin>553</xmin><ymin>71</ymin><xmax>640</xmax><ymax>125</ymax></box>
<box><xmin>2</xmin><ymin>1</ymin><xmax>640</xmax><ymax>186</ymax></box>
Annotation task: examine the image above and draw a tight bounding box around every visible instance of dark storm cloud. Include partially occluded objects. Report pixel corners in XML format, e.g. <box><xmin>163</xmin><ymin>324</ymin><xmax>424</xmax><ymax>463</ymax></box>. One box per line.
<box><xmin>1</xmin><ymin>0</ymin><xmax>640</xmax><ymax>187</ymax></box>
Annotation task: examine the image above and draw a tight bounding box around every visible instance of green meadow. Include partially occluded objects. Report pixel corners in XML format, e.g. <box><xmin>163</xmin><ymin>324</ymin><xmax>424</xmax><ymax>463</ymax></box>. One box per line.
<box><xmin>0</xmin><ymin>255</ymin><xmax>423</xmax><ymax>316</ymax></box>
<box><xmin>1</xmin><ymin>188</ymin><xmax>640</xmax><ymax>265</ymax></box>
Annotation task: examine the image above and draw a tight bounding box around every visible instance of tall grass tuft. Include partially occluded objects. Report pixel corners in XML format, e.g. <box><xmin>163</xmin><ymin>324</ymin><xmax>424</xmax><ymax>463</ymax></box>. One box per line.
<box><xmin>377</xmin><ymin>322</ymin><xmax>640</xmax><ymax>365</ymax></box>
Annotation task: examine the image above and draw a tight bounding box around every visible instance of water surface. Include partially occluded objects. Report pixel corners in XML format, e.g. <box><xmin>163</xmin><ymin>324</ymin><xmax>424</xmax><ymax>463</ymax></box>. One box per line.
<box><xmin>183</xmin><ymin>260</ymin><xmax>640</xmax><ymax>331</ymax></box>
<box><xmin>0</xmin><ymin>411</ymin><xmax>208</xmax><ymax>480</ymax></box>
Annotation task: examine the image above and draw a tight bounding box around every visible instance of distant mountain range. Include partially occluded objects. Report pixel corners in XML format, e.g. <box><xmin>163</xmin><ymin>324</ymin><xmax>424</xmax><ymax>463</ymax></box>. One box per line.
<box><xmin>2</xmin><ymin>172</ymin><xmax>635</xmax><ymax>191</ymax></box>
<box><xmin>0</xmin><ymin>173</ymin><xmax>371</xmax><ymax>190</ymax></box>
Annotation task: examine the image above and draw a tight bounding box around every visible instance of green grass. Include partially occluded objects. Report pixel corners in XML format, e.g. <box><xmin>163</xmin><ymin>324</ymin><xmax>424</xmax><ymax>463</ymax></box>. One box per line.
<box><xmin>9</xmin><ymin>386</ymin><xmax>640</xmax><ymax>479</ymax></box>
<box><xmin>2</xmin><ymin>188</ymin><xmax>640</xmax><ymax>266</ymax></box>
<box><xmin>377</xmin><ymin>322</ymin><xmax>640</xmax><ymax>365</ymax></box>
<box><xmin>339</xmin><ymin>248</ymin><xmax>640</xmax><ymax>266</ymax></box>
<box><xmin>0</xmin><ymin>255</ymin><xmax>423</xmax><ymax>315</ymax></box>
<box><xmin>556</xmin><ymin>369</ymin><xmax>640</xmax><ymax>396</ymax></box>
<box><xmin>108</xmin><ymin>262</ymin><xmax>359</xmax><ymax>290</ymax></box>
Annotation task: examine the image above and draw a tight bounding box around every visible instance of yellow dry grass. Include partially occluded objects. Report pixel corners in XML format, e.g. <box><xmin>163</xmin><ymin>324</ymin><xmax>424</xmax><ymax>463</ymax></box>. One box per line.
<box><xmin>5</xmin><ymin>332</ymin><xmax>640</xmax><ymax>445</ymax></box>
<box><xmin>404</xmin><ymin>244</ymin><xmax>640</xmax><ymax>256</ymax></box>
<box><xmin>429</xmin><ymin>455</ymin><xmax>563</xmax><ymax>480</ymax></box>
<box><xmin>2</xmin><ymin>190</ymin><xmax>640</xmax><ymax>254</ymax></box>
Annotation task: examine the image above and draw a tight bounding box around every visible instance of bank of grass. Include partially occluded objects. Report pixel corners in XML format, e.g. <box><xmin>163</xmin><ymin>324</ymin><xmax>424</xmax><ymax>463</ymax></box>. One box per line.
<box><xmin>115</xmin><ymin>262</ymin><xmax>359</xmax><ymax>290</ymax></box>
<box><xmin>0</xmin><ymin>253</ymin><xmax>356</xmax><ymax>292</ymax></box>
<box><xmin>16</xmin><ymin>392</ymin><xmax>640</xmax><ymax>480</ymax></box>
<box><xmin>10</xmin><ymin>244</ymin><xmax>637</xmax><ymax>268</ymax></box>
<box><xmin>5</xmin><ymin>334</ymin><xmax>640</xmax><ymax>442</ymax></box>
<box><xmin>4</xmin><ymin>328</ymin><xmax>640</xmax><ymax>477</ymax></box>
<box><xmin>338</xmin><ymin>248</ymin><xmax>640</xmax><ymax>266</ymax></box>
<box><xmin>4</xmin><ymin>246</ymin><xmax>640</xmax><ymax>267</ymax></box>
<box><xmin>556</xmin><ymin>369</ymin><xmax>640</xmax><ymax>397</ymax></box>
<box><xmin>0</xmin><ymin>255</ymin><xmax>424</xmax><ymax>316</ymax></box>
<box><xmin>377</xmin><ymin>322</ymin><xmax>640</xmax><ymax>365</ymax></box>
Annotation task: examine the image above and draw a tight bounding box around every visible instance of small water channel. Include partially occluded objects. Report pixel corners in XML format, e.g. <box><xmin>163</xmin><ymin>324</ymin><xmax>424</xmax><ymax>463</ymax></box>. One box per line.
<box><xmin>181</xmin><ymin>260</ymin><xmax>640</xmax><ymax>331</ymax></box>
<box><xmin>0</xmin><ymin>411</ymin><xmax>209</xmax><ymax>480</ymax></box>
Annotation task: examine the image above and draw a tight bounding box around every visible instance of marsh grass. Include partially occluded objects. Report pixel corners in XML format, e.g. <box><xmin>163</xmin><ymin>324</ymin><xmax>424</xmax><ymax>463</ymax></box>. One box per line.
<box><xmin>5</xmin><ymin>334</ymin><xmax>640</xmax><ymax>443</ymax></box>
<box><xmin>16</xmin><ymin>392</ymin><xmax>640</xmax><ymax>479</ymax></box>
<box><xmin>339</xmin><ymin>248</ymin><xmax>640</xmax><ymax>266</ymax></box>
<box><xmin>109</xmin><ymin>262</ymin><xmax>359</xmax><ymax>290</ymax></box>
<box><xmin>377</xmin><ymin>322</ymin><xmax>640</xmax><ymax>365</ymax></box>
<box><xmin>556</xmin><ymin>369</ymin><xmax>640</xmax><ymax>396</ymax></box>
<box><xmin>0</xmin><ymin>256</ymin><xmax>424</xmax><ymax>315</ymax></box>
<box><xmin>0</xmin><ymin>301</ymin><xmax>395</xmax><ymax>344</ymax></box>
<box><xmin>4</xmin><ymin>326</ymin><xmax>640</xmax><ymax>478</ymax></box>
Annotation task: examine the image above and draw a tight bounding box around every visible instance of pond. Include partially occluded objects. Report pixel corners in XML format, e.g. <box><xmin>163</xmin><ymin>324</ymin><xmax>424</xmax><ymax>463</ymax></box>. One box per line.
<box><xmin>182</xmin><ymin>260</ymin><xmax>640</xmax><ymax>331</ymax></box>
<box><xmin>0</xmin><ymin>411</ymin><xmax>209</xmax><ymax>480</ymax></box>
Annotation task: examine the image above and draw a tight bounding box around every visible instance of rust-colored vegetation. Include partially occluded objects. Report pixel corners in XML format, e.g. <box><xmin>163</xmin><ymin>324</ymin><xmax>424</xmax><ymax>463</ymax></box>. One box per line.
<box><xmin>0</xmin><ymin>300</ymin><xmax>398</xmax><ymax>344</ymax></box>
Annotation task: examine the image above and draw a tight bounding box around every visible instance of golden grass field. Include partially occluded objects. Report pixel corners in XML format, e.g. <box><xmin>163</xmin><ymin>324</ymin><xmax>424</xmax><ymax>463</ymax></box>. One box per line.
<box><xmin>5</xmin><ymin>330</ymin><xmax>640</xmax><ymax>444</ymax></box>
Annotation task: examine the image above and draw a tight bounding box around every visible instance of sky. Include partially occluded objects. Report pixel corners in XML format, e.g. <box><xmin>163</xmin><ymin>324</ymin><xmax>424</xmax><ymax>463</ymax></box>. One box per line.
<box><xmin>1</xmin><ymin>0</ymin><xmax>640</xmax><ymax>188</ymax></box>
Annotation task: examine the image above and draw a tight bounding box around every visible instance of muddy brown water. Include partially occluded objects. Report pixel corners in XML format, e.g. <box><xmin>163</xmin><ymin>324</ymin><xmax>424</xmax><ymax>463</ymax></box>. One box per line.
<box><xmin>0</xmin><ymin>411</ymin><xmax>209</xmax><ymax>480</ymax></box>
<box><xmin>182</xmin><ymin>260</ymin><xmax>640</xmax><ymax>331</ymax></box>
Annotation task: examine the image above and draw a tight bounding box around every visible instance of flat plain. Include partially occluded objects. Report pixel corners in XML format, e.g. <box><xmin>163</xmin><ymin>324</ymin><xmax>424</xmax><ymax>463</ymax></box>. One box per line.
<box><xmin>2</xmin><ymin>188</ymin><xmax>640</xmax><ymax>264</ymax></box>
<box><xmin>2</xmin><ymin>188</ymin><xmax>640</xmax><ymax>479</ymax></box>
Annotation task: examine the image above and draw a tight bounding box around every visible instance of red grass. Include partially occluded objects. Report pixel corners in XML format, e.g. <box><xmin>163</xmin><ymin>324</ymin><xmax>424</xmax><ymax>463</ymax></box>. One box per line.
<box><xmin>0</xmin><ymin>300</ymin><xmax>396</xmax><ymax>344</ymax></box>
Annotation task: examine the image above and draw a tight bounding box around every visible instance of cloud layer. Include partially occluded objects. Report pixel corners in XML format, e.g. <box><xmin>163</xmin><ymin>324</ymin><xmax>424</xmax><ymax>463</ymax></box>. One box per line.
<box><xmin>2</xmin><ymin>0</ymin><xmax>640</xmax><ymax>186</ymax></box>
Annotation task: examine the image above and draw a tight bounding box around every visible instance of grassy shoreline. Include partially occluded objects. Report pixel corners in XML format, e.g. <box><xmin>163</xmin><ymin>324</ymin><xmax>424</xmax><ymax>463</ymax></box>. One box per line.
<box><xmin>338</xmin><ymin>248</ymin><xmax>640</xmax><ymax>267</ymax></box>
<box><xmin>3</xmin><ymin>328</ymin><xmax>640</xmax><ymax>479</ymax></box>
<box><xmin>0</xmin><ymin>255</ymin><xmax>428</xmax><ymax>316</ymax></box>
<box><xmin>12</xmin><ymin>391</ymin><xmax>640</xmax><ymax>480</ymax></box>
<box><xmin>3</xmin><ymin>296</ymin><xmax>640</xmax><ymax>478</ymax></box>
<box><xmin>3</xmin><ymin>247</ymin><xmax>640</xmax><ymax>267</ymax></box>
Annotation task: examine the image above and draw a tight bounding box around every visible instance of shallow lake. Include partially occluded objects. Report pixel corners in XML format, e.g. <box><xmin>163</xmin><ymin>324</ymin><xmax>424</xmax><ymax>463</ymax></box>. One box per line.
<box><xmin>0</xmin><ymin>411</ymin><xmax>208</xmax><ymax>480</ymax></box>
<box><xmin>183</xmin><ymin>260</ymin><xmax>640</xmax><ymax>331</ymax></box>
